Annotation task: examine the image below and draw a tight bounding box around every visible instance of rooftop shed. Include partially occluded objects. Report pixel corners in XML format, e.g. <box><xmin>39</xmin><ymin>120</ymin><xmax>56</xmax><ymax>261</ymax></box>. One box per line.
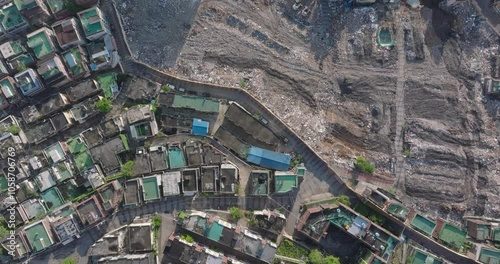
<box><xmin>192</xmin><ymin>118</ymin><xmax>209</xmax><ymax>136</ymax></box>
<box><xmin>246</xmin><ymin>146</ymin><xmax>291</xmax><ymax>171</ymax></box>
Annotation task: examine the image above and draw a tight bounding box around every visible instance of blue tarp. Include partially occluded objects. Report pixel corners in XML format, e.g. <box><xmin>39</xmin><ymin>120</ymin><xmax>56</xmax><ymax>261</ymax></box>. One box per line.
<box><xmin>192</xmin><ymin>118</ymin><xmax>209</xmax><ymax>136</ymax></box>
<box><xmin>246</xmin><ymin>146</ymin><xmax>291</xmax><ymax>171</ymax></box>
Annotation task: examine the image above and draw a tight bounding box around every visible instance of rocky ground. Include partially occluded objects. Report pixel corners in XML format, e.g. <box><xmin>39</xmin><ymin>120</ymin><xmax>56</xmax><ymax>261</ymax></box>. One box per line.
<box><xmin>115</xmin><ymin>0</ymin><xmax>500</xmax><ymax>220</ymax></box>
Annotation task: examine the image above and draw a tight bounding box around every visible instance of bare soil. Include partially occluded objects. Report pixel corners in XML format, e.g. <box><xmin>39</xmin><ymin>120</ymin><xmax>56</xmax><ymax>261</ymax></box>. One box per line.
<box><xmin>115</xmin><ymin>0</ymin><xmax>500</xmax><ymax>219</ymax></box>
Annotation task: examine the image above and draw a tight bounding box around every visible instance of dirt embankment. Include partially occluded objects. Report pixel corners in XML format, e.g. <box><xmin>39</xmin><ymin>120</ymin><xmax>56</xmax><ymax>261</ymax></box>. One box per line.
<box><xmin>116</xmin><ymin>0</ymin><xmax>500</xmax><ymax>219</ymax></box>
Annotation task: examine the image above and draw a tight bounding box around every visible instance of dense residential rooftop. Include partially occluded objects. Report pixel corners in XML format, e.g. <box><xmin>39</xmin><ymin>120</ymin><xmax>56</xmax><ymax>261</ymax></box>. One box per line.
<box><xmin>96</xmin><ymin>72</ymin><xmax>117</xmax><ymax>98</ymax></box>
<box><xmin>62</xmin><ymin>46</ymin><xmax>88</xmax><ymax>77</ymax></box>
<box><xmin>78</xmin><ymin>6</ymin><xmax>105</xmax><ymax>37</ymax></box>
<box><xmin>27</xmin><ymin>27</ymin><xmax>55</xmax><ymax>59</ymax></box>
<box><xmin>0</xmin><ymin>3</ymin><xmax>25</xmax><ymax>31</ymax></box>
<box><xmin>171</xmin><ymin>94</ymin><xmax>220</xmax><ymax>113</ymax></box>
<box><xmin>0</xmin><ymin>40</ymin><xmax>26</xmax><ymax>59</ymax></box>
<box><xmin>23</xmin><ymin>219</ymin><xmax>54</xmax><ymax>252</ymax></box>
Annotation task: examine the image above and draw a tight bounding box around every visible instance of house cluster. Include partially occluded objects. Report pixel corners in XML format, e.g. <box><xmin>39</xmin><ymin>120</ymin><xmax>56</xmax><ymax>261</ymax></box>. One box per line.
<box><xmin>166</xmin><ymin>210</ymin><xmax>279</xmax><ymax>264</ymax></box>
<box><xmin>0</xmin><ymin>0</ymin><xmax>118</xmax><ymax>114</ymax></box>
<box><xmin>296</xmin><ymin>203</ymin><xmax>401</xmax><ymax>264</ymax></box>
<box><xmin>354</xmin><ymin>183</ymin><xmax>498</xmax><ymax>264</ymax></box>
<box><xmin>89</xmin><ymin>217</ymin><xmax>156</xmax><ymax>264</ymax></box>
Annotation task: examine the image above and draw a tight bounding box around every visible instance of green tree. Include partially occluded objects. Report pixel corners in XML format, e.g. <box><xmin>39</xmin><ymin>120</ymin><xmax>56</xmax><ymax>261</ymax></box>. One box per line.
<box><xmin>178</xmin><ymin>211</ymin><xmax>188</xmax><ymax>221</ymax></box>
<box><xmin>308</xmin><ymin>249</ymin><xmax>324</xmax><ymax>264</ymax></box>
<box><xmin>161</xmin><ymin>85</ymin><xmax>170</xmax><ymax>92</ymax></box>
<box><xmin>61</xmin><ymin>257</ymin><xmax>76</xmax><ymax>264</ymax></box>
<box><xmin>120</xmin><ymin>161</ymin><xmax>134</xmax><ymax>178</ymax></box>
<box><xmin>181</xmin><ymin>234</ymin><xmax>194</xmax><ymax>243</ymax></box>
<box><xmin>152</xmin><ymin>215</ymin><xmax>161</xmax><ymax>230</ymax></box>
<box><xmin>96</xmin><ymin>98</ymin><xmax>112</xmax><ymax>113</ymax></box>
<box><xmin>8</xmin><ymin>125</ymin><xmax>21</xmax><ymax>135</ymax></box>
<box><xmin>324</xmin><ymin>256</ymin><xmax>340</xmax><ymax>264</ymax></box>
<box><xmin>354</xmin><ymin>156</ymin><xmax>375</xmax><ymax>174</ymax></box>
<box><xmin>0</xmin><ymin>216</ymin><xmax>8</xmax><ymax>238</ymax></box>
<box><xmin>229</xmin><ymin>206</ymin><xmax>242</xmax><ymax>221</ymax></box>
<box><xmin>337</xmin><ymin>195</ymin><xmax>351</xmax><ymax>207</ymax></box>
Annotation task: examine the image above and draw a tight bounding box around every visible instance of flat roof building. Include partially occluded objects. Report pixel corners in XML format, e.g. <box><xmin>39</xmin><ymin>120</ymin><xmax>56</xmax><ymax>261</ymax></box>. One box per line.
<box><xmin>141</xmin><ymin>175</ymin><xmax>160</xmax><ymax>202</ymax></box>
<box><xmin>0</xmin><ymin>77</ymin><xmax>21</xmax><ymax>105</ymax></box>
<box><xmin>181</xmin><ymin>168</ymin><xmax>198</xmax><ymax>196</ymax></box>
<box><xmin>124</xmin><ymin>179</ymin><xmax>140</xmax><ymax>207</ymax></box>
<box><xmin>36</xmin><ymin>54</ymin><xmax>71</xmax><ymax>87</ymax></box>
<box><xmin>0</xmin><ymin>40</ymin><xmax>26</xmax><ymax>60</ymax></box>
<box><xmin>250</xmin><ymin>170</ymin><xmax>269</xmax><ymax>196</ymax></box>
<box><xmin>13</xmin><ymin>0</ymin><xmax>51</xmax><ymax>25</ymax></box>
<box><xmin>24</xmin><ymin>121</ymin><xmax>56</xmax><ymax>144</ymax></box>
<box><xmin>479</xmin><ymin>247</ymin><xmax>500</xmax><ymax>264</ymax></box>
<box><xmin>46</xmin><ymin>0</ymin><xmax>71</xmax><ymax>20</ymax></box>
<box><xmin>96</xmin><ymin>72</ymin><xmax>118</xmax><ymax>98</ymax></box>
<box><xmin>150</xmin><ymin>146</ymin><xmax>168</xmax><ymax>172</ymax></box>
<box><xmin>15</xmin><ymin>68</ymin><xmax>44</xmax><ymax>96</ymax></box>
<box><xmin>26</xmin><ymin>27</ymin><xmax>57</xmax><ymax>60</ymax></box>
<box><xmin>201</xmin><ymin>166</ymin><xmax>218</xmax><ymax>193</ymax></box>
<box><xmin>168</xmin><ymin>147</ymin><xmax>186</xmax><ymax>169</ymax></box>
<box><xmin>247</xmin><ymin>146</ymin><xmax>291</xmax><ymax>171</ymax></box>
<box><xmin>97</xmin><ymin>180</ymin><xmax>122</xmax><ymax>211</ymax></box>
<box><xmin>51</xmin><ymin>214</ymin><xmax>80</xmax><ymax>243</ymax></box>
<box><xmin>38</xmin><ymin>92</ymin><xmax>70</xmax><ymax>117</ymax></box>
<box><xmin>274</xmin><ymin>171</ymin><xmax>298</xmax><ymax>193</ymax></box>
<box><xmin>75</xmin><ymin>194</ymin><xmax>106</xmax><ymax>226</ymax></box>
<box><xmin>65</xmin><ymin>78</ymin><xmax>100</xmax><ymax>102</ymax></box>
<box><xmin>86</xmin><ymin>34</ymin><xmax>118</xmax><ymax>71</ymax></box>
<box><xmin>34</xmin><ymin>170</ymin><xmax>56</xmax><ymax>191</ymax></box>
<box><xmin>89</xmin><ymin>136</ymin><xmax>127</xmax><ymax>174</ymax></box>
<box><xmin>52</xmin><ymin>17</ymin><xmax>85</xmax><ymax>50</ymax></box>
<box><xmin>162</xmin><ymin>171</ymin><xmax>181</xmax><ymax>196</ymax></box>
<box><xmin>62</xmin><ymin>45</ymin><xmax>90</xmax><ymax>79</ymax></box>
<box><xmin>171</xmin><ymin>94</ymin><xmax>220</xmax><ymax>113</ymax></box>
<box><xmin>220</xmin><ymin>163</ymin><xmax>238</xmax><ymax>193</ymax></box>
<box><xmin>78</xmin><ymin>6</ymin><xmax>109</xmax><ymax>40</ymax></box>
<box><xmin>50</xmin><ymin>111</ymin><xmax>74</xmax><ymax>132</ymax></box>
<box><xmin>0</xmin><ymin>3</ymin><xmax>27</xmax><ymax>33</ymax></box>
<box><xmin>23</xmin><ymin>218</ymin><xmax>55</xmax><ymax>252</ymax></box>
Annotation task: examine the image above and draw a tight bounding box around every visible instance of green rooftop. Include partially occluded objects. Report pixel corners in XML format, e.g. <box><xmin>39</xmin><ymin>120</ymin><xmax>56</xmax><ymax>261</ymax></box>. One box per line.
<box><xmin>46</xmin><ymin>0</ymin><xmax>65</xmax><ymax>14</ymax></box>
<box><xmin>493</xmin><ymin>81</ymin><xmax>500</xmax><ymax>93</ymax></box>
<box><xmin>172</xmin><ymin>94</ymin><xmax>220</xmax><ymax>113</ymax></box>
<box><xmin>52</xmin><ymin>162</ymin><xmax>73</xmax><ymax>182</ymax></box>
<box><xmin>493</xmin><ymin>228</ymin><xmax>500</xmax><ymax>242</ymax></box>
<box><xmin>0</xmin><ymin>174</ymin><xmax>7</xmax><ymax>193</ymax></box>
<box><xmin>411</xmin><ymin>214</ymin><xmax>436</xmax><ymax>236</ymax></box>
<box><xmin>168</xmin><ymin>148</ymin><xmax>186</xmax><ymax>169</ymax></box>
<box><xmin>63</xmin><ymin>48</ymin><xmax>86</xmax><ymax>76</ymax></box>
<box><xmin>412</xmin><ymin>250</ymin><xmax>443</xmax><ymax>264</ymax></box>
<box><xmin>41</xmin><ymin>187</ymin><xmax>65</xmax><ymax>210</ymax></box>
<box><xmin>97</xmin><ymin>73</ymin><xmax>117</xmax><ymax>98</ymax></box>
<box><xmin>274</xmin><ymin>174</ymin><xmax>297</xmax><ymax>193</ymax></box>
<box><xmin>24</xmin><ymin>222</ymin><xmax>53</xmax><ymax>252</ymax></box>
<box><xmin>4</xmin><ymin>40</ymin><xmax>26</xmax><ymax>56</ymax></box>
<box><xmin>99</xmin><ymin>184</ymin><xmax>115</xmax><ymax>210</ymax></box>
<box><xmin>475</xmin><ymin>225</ymin><xmax>491</xmax><ymax>241</ymax></box>
<box><xmin>387</xmin><ymin>203</ymin><xmax>410</xmax><ymax>221</ymax></box>
<box><xmin>206</xmin><ymin>221</ymin><xmax>224</xmax><ymax>242</ymax></box>
<box><xmin>438</xmin><ymin>223</ymin><xmax>466</xmax><ymax>249</ymax></box>
<box><xmin>10</xmin><ymin>54</ymin><xmax>34</xmax><ymax>70</ymax></box>
<box><xmin>66</xmin><ymin>136</ymin><xmax>87</xmax><ymax>154</ymax></box>
<box><xmin>14</xmin><ymin>0</ymin><xmax>38</xmax><ymax>11</ymax></box>
<box><xmin>79</xmin><ymin>7</ymin><xmax>104</xmax><ymax>36</ymax></box>
<box><xmin>142</xmin><ymin>177</ymin><xmax>160</xmax><ymax>201</ymax></box>
<box><xmin>0</xmin><ymin>4</ymin><xmax>24</xmax><ymax>30</ymax></box>
<box><xmin>40</xmin><ymin>64</ymin><xmax>61</xmax><ymax>80</ymax></box>
<box><xmin>479</xmin><ymin>247</ymin><xmax>500</xmax><ymax>264</ymax></box>
<box><xmin>58</xmin><ymin>180</ymin><xmax>80</xmax><ymax>201</ymax></box>
<box><xmin>27</xmin><ymin>29</ymin><xmax>54</xmax><ymax>59</ymax></box>
<box><xmin>74</xmin><ymin>151</ymin><xmax>94</xmax><ymax>172</ymax></box>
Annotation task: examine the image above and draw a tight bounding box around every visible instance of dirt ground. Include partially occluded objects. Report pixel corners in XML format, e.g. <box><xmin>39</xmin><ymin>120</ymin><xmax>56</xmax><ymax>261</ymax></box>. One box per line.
<box><xmin>115</xmin><ymin>0</ymin><xmax>500</xmax><ymax>219</ymax></box>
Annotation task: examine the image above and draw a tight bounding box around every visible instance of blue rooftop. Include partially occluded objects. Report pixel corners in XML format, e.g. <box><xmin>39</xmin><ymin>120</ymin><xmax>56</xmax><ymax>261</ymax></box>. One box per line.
<box><xmin>192</xmin><ymin>118</ymin><xmax>209</xmax><ymax>136</ymax></box>
<box><xmin>247</xmin><ymin>146</ymin><xmax>291</xmax><ymax>171</ymax></box>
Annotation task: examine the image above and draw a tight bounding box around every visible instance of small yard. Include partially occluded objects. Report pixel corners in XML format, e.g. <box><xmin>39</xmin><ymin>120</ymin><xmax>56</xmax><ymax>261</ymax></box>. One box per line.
<box><xmin>276</xmin><ymin>239</ymin><xmax>309</xmax><ymax>260</ymax></box>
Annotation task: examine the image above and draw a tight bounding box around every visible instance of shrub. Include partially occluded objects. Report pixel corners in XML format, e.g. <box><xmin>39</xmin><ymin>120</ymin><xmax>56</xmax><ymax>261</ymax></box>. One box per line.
<box><xmin>161</xmin><ymin>85</ymin><xmax>170</xmax><ymax>92</ymax></box>
<box><xmin>308</xmin><ymin>250</ymin><xmax>324</xmax><ymax>264</ymax></box>
<box><xmin>178</xmin><ymin>211</ymin><xmax>188</xmax><ymax>221</ymax></box>
<box><xmin>61</xmin><ymin>257</ymin><xmax>76</xmax><ymax>264</ymax></box>
<box><xmin>354</xmin><ymin>156</ymin><xmax>375</xmax><ymax>174</ymax></box>
<box><xmin>152</xmin><ymin>215</ymin><xmax>161</xmax><ymax>230</ymax></box>
<box><xmin>96</xmin><ymin>98</ymin><xmax>112</xmax><ymax>113</ymax></box>
<box><xmin>229</xmin><ymin>206</ymin><xmax>242</xmax><ymax>221</ymax></box>
<box><xmin>324</xmin><ymin>255</ymin><xmax>340</xmax><ymax>264</ymax></box>
<box><xmin>276</xmin><ymin>240</ymin><xmax>308</xmax><ymax>259</ymax></box>
<box><xmin>8</xmin><ymin>125</ymin><xmax>21</xmax><ymax>135</ymax></box>
<box><xmin>337</xmin><ymin>195</ymin><xmax>351</xmax><ymax>207</ymax></box>
<box><xmin>120</xmin><ymin>161</ymin><xmax>134</xmax><ymax>178</ymax></box>
<box><xmin>181</xmin><ymin>234</ymin><xmax>194</xmax><ymax>243</ymax></box>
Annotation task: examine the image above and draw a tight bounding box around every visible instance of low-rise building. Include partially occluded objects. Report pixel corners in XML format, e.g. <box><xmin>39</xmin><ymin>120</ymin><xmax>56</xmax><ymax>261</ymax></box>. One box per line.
<box><xmin>13</xmin><ymin>0</ymin><xmax>51</xmax><ymax>26</ymax></box>
<box><xmin>273</xmin><ymin>171</ymin><xmax>298</xmax><ymax>194</ymax></box>
<box><xmin>24</xmin><ymin>120</ymin><xmax>56</xmax><ymax>144</ymax></box>
<box><xmin>62</xmin><ymin>45</ymin><xmax>90</xmax><ymax>79</ymax></box>
<box><xmin>23</xmin><ymin>218</ymin><xmax>55</xmax><ymax>253</ymax></box>
<box><xmin>140</xmin><ymin>175</ymin><xmax>161</xmax><ymax>202</ymax></box>
<box><xmin>484</xmin><ymin>78</ymin><xmax>500</xmax><ymax>95</ymax></box>
<box><xmin>124</xmin><ymin>179</ymin><xmax>140</xmax><ymax>207</ymax></box>
<box><xmin>50</xmin><ymin>214</ymin><xmax>80</xmax><ymax>244</ymax></box>
<box><xmin>0</xmin><ymin>3</ymin><xmax>27</xmax><ymax>34</ymax></box>
<box><xmin>50</xmin><ymin>110</ymin><xmax>74</xmax><ymax>132</ymax></box>
<box><xmin>15</xmin><ymin>68</ymin><xmax>44</xmax><ymax>96</ymax></box>
<box><xmin>45</xmin><ymin>0</ymin><xmax>71</xmax><ymax>20</ymax></box>
<box><xmin>0</xmin><ymin>77</ymin><xmax>21</xmax><ymax>105</ymax></box>
<box><xmin>70</xmin><ymin>95</ymin><xmax>100</xmax><ymax>123</ymax></box>
<box><xmin>89</xmin><ymin>136</ymin><xmax>127</xmax><ymax>174</ymax></box>
<box><xmin>250</xmin><ymin>170</ymin><xmax>269</xmax><ymax>196</ymax></box>
<box><xmin>201</xmin><ymin>166</ymin><xmax>218</xmax><ymax>193</ymax></box>
<box><xmin>7</xmin><ymin>53</ymin><xmax>35</xmax><ymax>73</ymax></box>
<box><xmin>52</xmin><ymin>17</ymin><xmax>85</xmax><ymax>50</ymax></box>
<box><xmin>43</xmin><ymin>141</ymin><xmax>67</xmax><ymax>164</ymax></box>
<box><xmin>34</xmin><ymin>169</ymin><xmax>56</xmax><ymax>191</ymax></box>
<box><xmin>0</xmin><ymin>39</ymin><xmax>27</xmax><ymax>61</ymax></box>
<box><xmin>220</xmin><ymin>163</ymin><xmax>238</xmax><ymax>193</ymax></box>
<box><xmin>75</xmin><ymin>194</ymin><xmax>106</xmax><ymax>226</ymax></box>
<box><xmin>78</xmin><ymin>6</ymin><xmax>109</xmax><ymax>40</ymax></box>
<box><xmin>96</xmin><ymin>72</ymin><xmax>118</xmax><ymax>98</ymax></box>
<box><xmin>97</xmin><ymin>180</ymin><xmax>122</xmax><ymax>211</ymax></box>
<box><xmin>161</xmin><ymin>171</ymin><xmax>181</xmax><ymax>196</ymax></box>
<box><xmin>38</xmin><ymin>92</ymin><xmax>71</xmax><ymax>117</ymax></box>
<box><xmin>26</xmin><ymin>27</ymin><xmax>57</xmax><ymax>60</ymax></box>
<box><xmin>182</xmin><ymin>168</ymin><xmax>198</xmax><ymax>196</ymax></box>
<box><xmin>246</xmin><ymin>146</ymin><xmax>291</xmax><ymax>171</ymax></box>
<box><xmin>150</xmin><ymin>145</ymin><xmax>168</xmax><ymax>172</ymax></box>
<box><xmin>65</xmin><ymin>78</ymin><xmax>100</xmax><ymax>102</ymax></box>
<box><xmin>86</xmin><ymin>34</ymin><xmax>118</xmax><ymax>71</ymax></box>
<box><xmin>80</xmin><ymin>165</ymin><xmax>104</xmax><ymax>189</ymax></box>
<box><xmin>36</xmin><ymin>54</ymin><xmax>71</xmax><ymax>87</ymax></box>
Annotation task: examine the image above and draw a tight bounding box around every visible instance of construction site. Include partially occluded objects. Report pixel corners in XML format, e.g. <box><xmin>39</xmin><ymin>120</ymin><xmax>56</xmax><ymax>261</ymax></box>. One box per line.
<box><xmin>115</xmin><ymin>0</ymin><xmax>500</xmax><ymax>222</ymax></box>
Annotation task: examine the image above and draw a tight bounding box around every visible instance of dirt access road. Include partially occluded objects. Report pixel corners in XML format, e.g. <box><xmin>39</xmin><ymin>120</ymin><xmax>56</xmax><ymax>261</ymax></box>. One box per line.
<box><xmin>115</xmin><ymin>0</ymin><xmax>500</xmax><ymax>221</ymax></box>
